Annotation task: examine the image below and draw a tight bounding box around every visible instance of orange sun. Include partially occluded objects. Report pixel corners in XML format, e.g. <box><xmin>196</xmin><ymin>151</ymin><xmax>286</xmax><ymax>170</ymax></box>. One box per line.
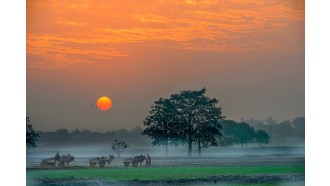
<box><xmin>96</xmin><ymin>96</ymin><xmax>112</xmax><ymax>111</ymax></box>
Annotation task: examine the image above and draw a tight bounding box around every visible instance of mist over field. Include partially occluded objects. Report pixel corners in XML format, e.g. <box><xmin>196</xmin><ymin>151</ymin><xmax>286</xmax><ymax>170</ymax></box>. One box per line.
<box><xmin>28</xmin><ymin>145</ymin><xmax>305</xmax><ymax>171</ymax></box>
<box><xmin>28</xmin><ymin>144</ymin><xmax>305</xmax><ymax>158</ymax></box>
<box><xmin>27</xmin><ymin>117</ymin><xmax>305</xmax><ymax>167</ymax></box>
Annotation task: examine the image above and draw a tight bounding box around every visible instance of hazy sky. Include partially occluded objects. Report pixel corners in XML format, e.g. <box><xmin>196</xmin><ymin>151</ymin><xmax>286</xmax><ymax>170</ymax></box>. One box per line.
<box><xmin>27</xmin><ymin>0</ymin><xmax>304</xmax><ymax>131</ymax></box>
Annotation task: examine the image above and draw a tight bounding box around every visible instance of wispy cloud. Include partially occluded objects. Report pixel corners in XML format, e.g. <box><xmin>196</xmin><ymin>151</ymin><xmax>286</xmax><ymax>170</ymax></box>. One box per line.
<box><xmin>27</xmin><ymin>0</ymin><xmax>304</xmax><ymax>68</ymax></box>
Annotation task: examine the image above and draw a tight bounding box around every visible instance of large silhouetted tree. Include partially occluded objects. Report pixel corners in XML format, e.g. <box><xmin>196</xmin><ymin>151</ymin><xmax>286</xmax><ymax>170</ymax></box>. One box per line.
<box><xmin>26</xmin><ymin>117</ymin><xmax>40</xmax><ymax>149</ymax></box>
<box><xmin>143</xmin><ymin>88</ymin><xmax>224</xmax><ymax>156</ymax></box>
<box><xmin>142</xmin><ymin>98</ymin><xmax>181</xmax><ymax>156</ymax></box>
<box><xmin>171</xmin><ymin>88</ymin><xmax>224</xmax><ymax>156</ymax></box>
<box><xmin>194</xmin><ymin>120</ymin><xmax>222</xmax><ymax>156</ymax></box>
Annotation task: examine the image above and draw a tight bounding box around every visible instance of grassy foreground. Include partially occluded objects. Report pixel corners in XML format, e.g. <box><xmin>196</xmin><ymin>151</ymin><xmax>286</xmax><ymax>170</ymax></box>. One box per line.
<box><xmin>27</xmin><ymin>166</ymin><xmax>304</xmax><ymax>181</ymax></box>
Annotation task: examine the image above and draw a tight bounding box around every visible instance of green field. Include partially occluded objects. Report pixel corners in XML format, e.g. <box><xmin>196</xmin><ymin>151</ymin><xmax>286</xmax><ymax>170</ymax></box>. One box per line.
<box><xmin>27</xmin><ymin>166</ymin><xmax>304</xmax><ymax>181</ymax></box>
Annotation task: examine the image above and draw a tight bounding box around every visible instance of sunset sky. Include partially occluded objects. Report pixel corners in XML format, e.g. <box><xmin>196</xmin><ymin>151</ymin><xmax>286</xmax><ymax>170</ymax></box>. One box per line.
<box><xmin>26</xmin><ymin>0</ymin><xmax>305</xmax><ymax>131</ymax></box>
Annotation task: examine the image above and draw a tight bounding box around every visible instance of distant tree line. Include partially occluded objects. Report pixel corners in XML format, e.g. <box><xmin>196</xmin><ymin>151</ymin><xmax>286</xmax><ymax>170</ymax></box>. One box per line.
<box><xmin>32</xmin><ymin>118</ymin><xmax>303</xmax><ymax>153</ymax></box>
<box><xmin>33</xmin><ymin>116</ymin><xmax>304</xmax><ymax>149</ymax></box>
<box><xmin>220</xmin><ymin>120</ymin><xmax>270</xmax><ymax>148</ymax></box>
<box><xmin>241</xmin><ymin>117</ymin><xmax>305</xmax><ymax>146</ymax></box>
<box><xmin>36</xmin><ymin>126</ymin><xmax>151</xmax><ymax>148</ymax></box>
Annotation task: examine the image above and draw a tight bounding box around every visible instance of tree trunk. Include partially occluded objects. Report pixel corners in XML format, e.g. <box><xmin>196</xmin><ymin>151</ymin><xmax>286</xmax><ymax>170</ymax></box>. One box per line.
<box><xmin>198</xmin><ymin>139</ymin><xmax>201</xmax><ymax>156</ymax></box>
<box><xmin>241</xmin><ymin>143</ymin><xmax>243</xmax><ymax>149</ymax></box>
<box><xmin>188</xmin><ymin>120</ymin><xmax>193</xmax><ymax>157</ymax></box>
<box><xmin>188</xmin><ymin>133</ymin><xmax>192</xmax><ymax>157</ymax></box>
<box><xmin>165</xmin><ymin>139</ymin><xmax>168</xmax><ymax>156</ymax></box>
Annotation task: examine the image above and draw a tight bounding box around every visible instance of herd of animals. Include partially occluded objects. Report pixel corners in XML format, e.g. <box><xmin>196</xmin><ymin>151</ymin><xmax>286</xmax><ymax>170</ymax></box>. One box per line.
<box><xmin>40</xmin><ymin>153</ymin><xmax>152</xmax><ymax>168</ymax></box>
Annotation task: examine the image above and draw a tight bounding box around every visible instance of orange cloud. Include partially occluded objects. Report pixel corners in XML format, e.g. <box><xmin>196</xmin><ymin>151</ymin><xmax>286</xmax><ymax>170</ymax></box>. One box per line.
<box><xmin>27</xmin><ymin>0</ymin><xmax>304</xmax><ymax>69</ymax></box>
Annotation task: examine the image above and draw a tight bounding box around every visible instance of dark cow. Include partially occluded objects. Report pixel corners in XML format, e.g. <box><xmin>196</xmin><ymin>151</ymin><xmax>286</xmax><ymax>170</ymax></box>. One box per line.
<box><xmin>58</xmin><ymin>154</ymin><xmax>74</xmax><ymax>167</ymax></box>
<box><xmin>89</xmin><ymin>155</ymin><xmax>115</xmax><ymax>168</ymax></box>
<box><xmin>132</xmin><ymin>155</ymin><xmax>146</xmax><ymax>167</ymax></box>
<box><xmin>123</xmin><ymin>155</ymin><xmax>146</xmax><ymax>167</ymax></box>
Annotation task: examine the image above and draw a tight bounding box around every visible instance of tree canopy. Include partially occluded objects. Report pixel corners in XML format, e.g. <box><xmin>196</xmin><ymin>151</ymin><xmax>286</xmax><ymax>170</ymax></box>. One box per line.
<box><xmin>142</xmin><ymin>97</ymin><xmax>180</xmax><ymax>156</ymax></box>
<box><xmin>142</xmin><ymin>88</ymin><xmax>224</xmax><ymax>156</ymax></box>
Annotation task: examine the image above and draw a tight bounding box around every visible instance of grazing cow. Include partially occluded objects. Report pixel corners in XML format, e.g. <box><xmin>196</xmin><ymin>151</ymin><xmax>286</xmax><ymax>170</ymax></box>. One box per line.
<box><xmin>132</xmin><ymin>155</ymin><xmax>146</xmax><ymax>167</ymax></box>
<box><xmin>123</xmin><ymin>155</ymin><xmax>146</xmax><ymax>167</ymax></box>
<box><xmin>89</xmin><ymin>155</ymin><xmax>115</xmax><ymax>168</ymax></box>
<box><xmin>58</xmin><ymin>154</ymin><xmax>75</xmax><ymax>167</ymax></box>
<box><xmin>99</xmin><ymin>155</ymin><xmax>115</xmax><ymax>168</ymax></box>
